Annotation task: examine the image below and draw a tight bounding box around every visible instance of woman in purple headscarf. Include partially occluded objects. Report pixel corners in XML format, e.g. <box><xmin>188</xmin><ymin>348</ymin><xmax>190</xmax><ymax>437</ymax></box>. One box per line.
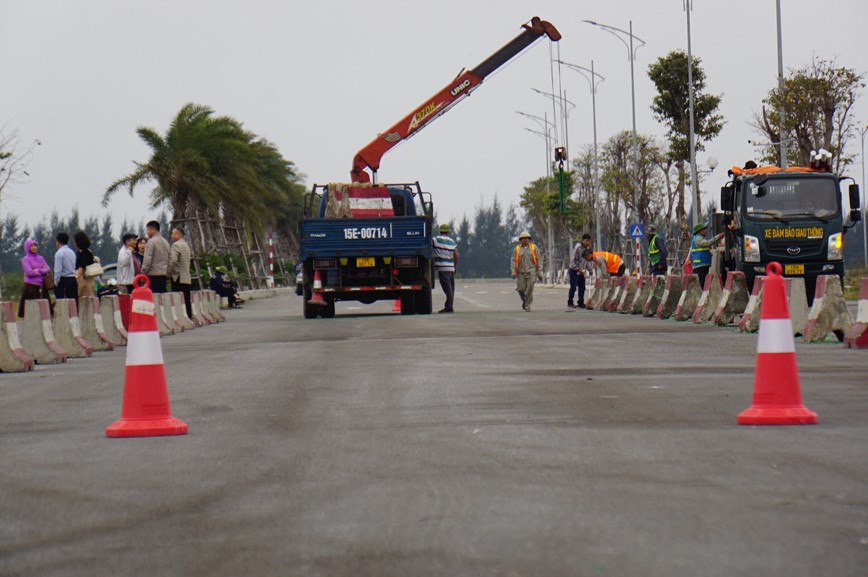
<box><xmin>18</xmin><ymin>238</ymin><xmax>52</xmax><ymax>318</ymax></box>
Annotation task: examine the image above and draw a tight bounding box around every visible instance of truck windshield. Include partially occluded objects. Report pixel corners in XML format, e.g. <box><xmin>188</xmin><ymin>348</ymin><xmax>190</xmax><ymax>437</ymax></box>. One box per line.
<box><xmin>744</xmin><ymin>177</ymin><xmax>839</xmax><ymax>221</ymax></box>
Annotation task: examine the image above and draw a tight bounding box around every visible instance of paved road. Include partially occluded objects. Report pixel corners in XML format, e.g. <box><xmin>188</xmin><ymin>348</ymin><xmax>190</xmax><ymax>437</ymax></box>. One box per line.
<box><xmin>1</xmin><ymin>281</ymin><xmax>866</xmax><ymax>576</ymax></box>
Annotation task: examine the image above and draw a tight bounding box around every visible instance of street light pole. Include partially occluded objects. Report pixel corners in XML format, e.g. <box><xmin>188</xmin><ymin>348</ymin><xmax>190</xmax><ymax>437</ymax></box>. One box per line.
<box><xmin>585</xmin><ymin>20</ymin><xmax>645</xmax><ymax>274</ymax></box>
<box><xmin>861</xmin><ymin>124</ymin><xmax>868</xmax><ymax>268</ymax></box>
<box><xmin>518</xmin><ymin>111</ymin><xmax>557</xmax><ymax>282</ymax></box>
<box><xmin>558</xmin><ymin>59</ymin><xmax>605</xmax><ymax>251</ymax></box>
<box><xmin>776</xmin><ymin>0</ymin><xmax>788</xmax><ymax>169</ymax></box>
<box><xmin>685</xmin><ymin>0</ymin><xmax>700</xmax><ymax>229</ymax></box>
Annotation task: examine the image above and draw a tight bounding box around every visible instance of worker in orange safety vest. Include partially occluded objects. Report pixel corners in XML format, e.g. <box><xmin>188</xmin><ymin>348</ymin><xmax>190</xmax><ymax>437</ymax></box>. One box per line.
<box><xmin>582</xmin><ymin>249</ymin><xmax>626</xmax><ymax>278</ymax></box>
<box><xmin>510</xmin><ymin>231</ymin><xmax>542</xmax><ymax>312</ymax></box>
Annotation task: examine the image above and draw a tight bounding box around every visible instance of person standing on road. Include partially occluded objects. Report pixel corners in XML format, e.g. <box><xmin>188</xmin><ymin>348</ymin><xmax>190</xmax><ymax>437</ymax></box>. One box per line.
<box><xmin>691</xmin><ymin>222</ymin><xmax>725</xmax><ymax>289</ymax></box>
<box><xmin>73</xmin><ymin>231</ymin><xmax>96</xmax><ymax>298</ymax></box>
<box><xmin>432</xmin><ymin>223</ymin><xmax>458</xmax><ymax>314</ymax></box>
<box><xmin>53</xmin><ymin>232</ymin><xmax>78</xmax><ymax>301</ymax></box>
<box><xmin>169</xmin><ymin>227</ymin><xmax>193</xmax><ymax>318</ymax></box>
<box><xmin>18</xmin><ymin>239</ymin><xmax>52</xmax><ymax>318</ymax></box>
<box><xmin>511</xmin><ymin>231</ymin><xmax>541</xmax><ymax>312</ymax></box>
<box><xmin>645</xmin><ymin>225</ymin><xmax>668</xmax><ymax>276</ymax></box>
<box><xmin>116</xmin><ymin>233</ymin><xmax>139</xmax><ymax>294</ymax></box>
<box><xmin>141</xmin><ymin>220</ymin><xmax>170</xmax><ymax>293</ymax></box>
<box><xmin>583</xmin><ymin>249</ymin><xmax>625</xmax><ymax>279</ymax></box>
<box><xmin>567</xmin><ymin>233</ymin><xmax>593</xmax><ymax>309</ymax></box>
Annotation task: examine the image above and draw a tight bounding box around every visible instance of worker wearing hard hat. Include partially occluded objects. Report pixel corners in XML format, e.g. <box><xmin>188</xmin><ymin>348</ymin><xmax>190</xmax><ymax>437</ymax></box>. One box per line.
<box><xmin>432</xmin><ymin>223</ymin><xmax>459</xmax><ymax>313</ymax></box>
<box><xmin>510</xmin><ymin>231</ymin><xmax>541</xmax><ymax>312</ymax></box>
<box><xmin>691</xmin><ymin>222</ymin><xmax>724</xmax><ymax>289</ymax></box>
<box><xmin>581</xmin><ymin>249</ymin><xmax>625</xmax><ymax>279</ymax></box>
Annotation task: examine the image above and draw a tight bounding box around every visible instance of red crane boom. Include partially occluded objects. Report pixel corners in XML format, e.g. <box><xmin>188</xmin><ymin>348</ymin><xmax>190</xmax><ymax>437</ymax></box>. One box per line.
<box><xmin>350</xmin><ymin>16</ymin><xmax>561</xmax><ymax>184</ymax></box>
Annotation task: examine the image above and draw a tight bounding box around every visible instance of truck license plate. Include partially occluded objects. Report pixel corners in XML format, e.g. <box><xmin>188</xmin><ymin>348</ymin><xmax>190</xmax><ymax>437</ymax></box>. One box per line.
<box><xmin>356</xmin><ymin>257</ymin><xmax>375</xmax><ymax>267</ymax></box>
<box><xmin>784</xmin><ymin>264</ymin><xmax>804</xmax><ymax>275</ymax></box>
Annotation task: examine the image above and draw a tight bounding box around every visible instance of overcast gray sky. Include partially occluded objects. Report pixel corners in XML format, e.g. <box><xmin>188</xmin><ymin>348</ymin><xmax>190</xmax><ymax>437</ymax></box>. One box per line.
<box><xmin>2</xmin><ymin>0</ymin><xmax>866</xmax><ymax>237</ymax></box>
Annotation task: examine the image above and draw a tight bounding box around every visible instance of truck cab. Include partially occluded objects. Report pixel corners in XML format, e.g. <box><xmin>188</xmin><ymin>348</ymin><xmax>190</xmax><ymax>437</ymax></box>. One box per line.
<box><xmin>720</xmin><ymin>164</ymin><xmax>861</xmax><ymax>301</ymax></box>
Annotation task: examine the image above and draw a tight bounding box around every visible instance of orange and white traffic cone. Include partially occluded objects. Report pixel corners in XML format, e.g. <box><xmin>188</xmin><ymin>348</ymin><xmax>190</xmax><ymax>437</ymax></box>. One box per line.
<box><xmin>106</xmin><ymin>275</ymin><xmax>188</xmax><ymax>438</ymax></box>
<box><xmin>308</xmin><ymin>270</ymin><xmax>327</xmax><ymax>306</ymax></box>
<box><xmin>738</xmin><ymin>262</ymin><xmax>817</xmax><ymax>426</ymax></box>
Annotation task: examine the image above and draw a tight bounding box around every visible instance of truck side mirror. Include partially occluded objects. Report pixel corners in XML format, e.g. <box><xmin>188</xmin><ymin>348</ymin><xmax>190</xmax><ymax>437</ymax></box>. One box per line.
<box><xmin>849</xmin><ymin>183</ymin><xmax>861</xmax><ymax>213</ymax></box>
<box><xmin>720</xmin><ymin>186</ymin><xmax>732</xmax><ymax>209</ymax></box>
<box><xmin>424</xmin><ymin>201</ymin><xmax>433</xmax><ymax>215</ymax></box>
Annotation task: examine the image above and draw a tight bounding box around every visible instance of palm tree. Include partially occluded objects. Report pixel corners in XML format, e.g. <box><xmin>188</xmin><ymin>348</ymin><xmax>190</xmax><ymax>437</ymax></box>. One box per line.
<box><xmin>104</xmin><ymin>103</ymin><xmax>305</xmax><ymax>284</ymax></box>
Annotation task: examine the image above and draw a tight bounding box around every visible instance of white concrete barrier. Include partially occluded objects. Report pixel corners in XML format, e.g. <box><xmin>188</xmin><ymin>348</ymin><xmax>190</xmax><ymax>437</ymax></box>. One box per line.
<box><xmin>52</xmin><ymin>299</ymin><xmax>93</xmax><ymax>358</ymax></box>
<box><xmin>21</xmin><ymin>299</ymin><xmax>68</xmax><ymax>364</ymax></box>
<box><xmin>100</xmin><ymin>295</ymin><xmax>127</xmax><ymax>346</ymax></box>
<box><xmin>0</xmin><ymin>301</ymin><xmax>34</xmax><ymax>372</ymax></box>
<box><xmin>79</xmin><ymin>297</ymin><xmax>114</xmax><ymax>351</ymax></box>
<box><xmin>803</xmin><ymin>275</ymin><xmax>853</xmax><ymax>343</ymax></box>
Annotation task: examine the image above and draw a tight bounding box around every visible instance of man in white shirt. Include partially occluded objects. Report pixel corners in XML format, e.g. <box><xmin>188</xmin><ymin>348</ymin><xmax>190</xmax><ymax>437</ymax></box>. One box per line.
<box><xmin>116</xmin><ymin>233</ymin><xmax>139</xmax><ymax>293</ymax></box>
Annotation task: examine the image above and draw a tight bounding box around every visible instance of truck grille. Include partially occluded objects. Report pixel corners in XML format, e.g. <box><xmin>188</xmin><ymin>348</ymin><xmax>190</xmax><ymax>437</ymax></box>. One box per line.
<box><xmin>764</xmin><ymin>238</ymin><xmax>823</xmax><ymax>259</ymax></box>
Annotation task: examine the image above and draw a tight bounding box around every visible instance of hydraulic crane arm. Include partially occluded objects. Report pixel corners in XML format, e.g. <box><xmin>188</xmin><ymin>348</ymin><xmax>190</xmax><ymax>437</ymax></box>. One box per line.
<box><xmin>350</xmin><ymin>16</ymin><xmax>561</xmax><ymax>184</ymax></box>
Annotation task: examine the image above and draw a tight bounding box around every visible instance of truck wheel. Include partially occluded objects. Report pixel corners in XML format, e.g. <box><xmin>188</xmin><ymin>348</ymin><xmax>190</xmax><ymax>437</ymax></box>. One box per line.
<box><xmin>303</xmin><ymin>288</ymin><xmax>317</xmax><ymax>319</ymax></box>
<box><xmin>415</xmin><ymin>286</ymin><xmax>433</xmax><ymax>315</ymax></box>
<box><xmin>322</xmin><ymin>298</ymin><xmax>336</xmax><ymax>319</ymax></box>
<box><xmin>400</xmin><ymin>292</ymin><xmax>415</xmax><ymax>315</ymax></box>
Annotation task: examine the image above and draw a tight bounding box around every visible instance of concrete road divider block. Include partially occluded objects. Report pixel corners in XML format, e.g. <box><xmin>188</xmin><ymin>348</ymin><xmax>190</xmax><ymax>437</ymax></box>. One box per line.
<box><xmin>190</xmin><ymin>291</ymin><xmax>210</xmax><ymax>326</ymax></box>
<box><xmin>630</xmin><ymin>276</ymin><xmax>653</xmax><ymax>314</ymax></box>
<box><xmin>844</xmin><ymin>278</ymin><xmax>868</xmax><ymax>349</ymax></box>
<box><xmin>0</xmin><ymin>301</ymin><xmax>34</xmax><ymax>372</ymax></box>
<box><xmin>656</xmin><ymin>275</ymin><xmax>683</xmax><ymax>319</ymax></box>
<box><xmin>196</xmin><ymin>291</ymin><xmax>215</xmax><ymax>324</ymax></box>
<box><xmin>803</xmin><ymin>275</ymin><xmax>854</xmax><ymax>343</ymax></box>
<box><xmin>692</xmin><ymin>273</ymin><xmax>723</xmax><ymax>324</ymax></box>
<box><xmin>607</xmin><ymin>277</ymin><xmax>627</xmax><ymax>312</ymax></box>
<box><xmin>585</xmin><ymin>278</ymin><xmax>603</xmax><ymax>310</ymax></box>
<box><xmin>153</xmin><ymin>294</ymin><xmax>175</xmax><ymax>336</ymax></box>
<box><xmin>673</xmin><ymin>275</ymin><xmax>702</xmax><ymax>321</ymax></box>
<box><xmin>617</xmin><ymin>276</ymin><xmax>638</xmax><ymax>313</ymax></box>
<box><xmin>22</xmin><ymin>299</ymin><xmax>68</xmax><ymax>364</ymax></box>
<box><xmin>738</xmin><ymin>276</ymin><xmax>767</xmax><ymax>333</ymax></box>
<box><xmin>171</xmin><ymin>292</ymin><xmax>196</xmax><ymax>330</ymax></box>
<box><xmin>600</xmin><ymin>277</ymin><xmax>617</xmax><ymax>311</ymax></box>
<box><xmin>785</xmin><ymin>278</ymin><xmax>810</xmax><ymax>336</ymax></box>
<box><xmin>207</xmin><ymin>291</ymin><xmax>225</xmax><ymax>322</ymax></box>
<box><xmin>592</xmin><ymin>279</ymin><xmax>611</xmax><ymax>312</ymax></box>
<box><xmin>79</xmin><ymin>297</ymin><xmax>114</xmax><ymax>351</ymax></box>
<box><xmin>52</xmin><ymin>299</ymin><xmax>93</xmax><ymax>358</ymax></box>
<box><xmin>713</xmin><ymin>272</ymin><xmax>750</xmax><ymax>326</ymax></box>
<box><xmin>163</xmin><ymin>294</ymin><xmax>185</xmax><ymax>333</ymax></box>
<box><xmin>642</xmin><ymin>276</ymin><xmax>666</xmax><ymax>317</ymax></box>
<box><xmin>100</xmin><ymin>295</ymin><xmax>127</xmax><ymax>345</ymax></box>
<box><xmin>118</xmin><ymin>293</ymin><xmax>131</xmax><ymax>331</ymax></box>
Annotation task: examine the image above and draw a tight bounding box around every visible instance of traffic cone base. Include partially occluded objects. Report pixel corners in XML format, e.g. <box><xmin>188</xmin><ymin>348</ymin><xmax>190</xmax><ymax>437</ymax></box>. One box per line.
<box><xmin>737</xmin><ymin>406</ymin><xmax>818</xmax><ymax>426</ymax></box>
<box><xmin>106</xmin><ymin>417</ymin><xmax>189</xmax><ymax>437</ymax></box>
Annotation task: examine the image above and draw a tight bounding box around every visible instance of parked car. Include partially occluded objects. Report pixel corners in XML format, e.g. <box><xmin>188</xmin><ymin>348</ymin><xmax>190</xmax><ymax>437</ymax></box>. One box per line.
<box><xmin>295</xmin><ymin>264</ymin><xmax>303</xmax><ymax>296</ymax></box>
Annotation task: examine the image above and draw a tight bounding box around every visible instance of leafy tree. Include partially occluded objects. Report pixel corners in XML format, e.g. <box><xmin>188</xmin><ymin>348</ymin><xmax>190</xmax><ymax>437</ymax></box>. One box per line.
<box><xmin>648</xmin><ymin>50</ymin><xmax>723</xmax><ymax>255</ymax></box>
<box><xmin>753</xmin><ymin>58</ymin><xmax>864</xmax><ymax>172</ymax></box>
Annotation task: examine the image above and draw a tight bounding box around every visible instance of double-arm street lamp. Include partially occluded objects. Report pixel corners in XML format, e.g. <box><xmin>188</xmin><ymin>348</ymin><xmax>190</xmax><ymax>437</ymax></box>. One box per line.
<box><xmin>557</xmin><ymin>59</ymin><xmax>605</xmax><ymax>251</ymax></box>
<box><xmin>584</xmin><ymin>19</ymin><xmax>645</xmax><ymax>273</ymax></box>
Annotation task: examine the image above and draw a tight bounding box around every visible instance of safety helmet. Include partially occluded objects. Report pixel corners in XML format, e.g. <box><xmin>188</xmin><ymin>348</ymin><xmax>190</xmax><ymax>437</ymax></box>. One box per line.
<box><xmin>518</xmin><ymin>231</ymin><xmax>532</xmax><ymax>240</ymax></box>
<box><xmin>693</xmin><ymin>223</ymin><xmax>709</xmax><ymax>235</ymax></box>
<box><xmin>438</xmin><ymin>223</ymin><xmax>450</xmax><ymax>233</ymax></box>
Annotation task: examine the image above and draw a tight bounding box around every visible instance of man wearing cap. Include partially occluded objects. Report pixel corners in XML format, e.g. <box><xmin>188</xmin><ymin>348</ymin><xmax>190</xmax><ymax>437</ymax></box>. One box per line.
<box><xmin>510</xmin><ymin>231</ymin><xmax>541</xmax><ymax>312</ymax></box>
<box><xmin>210</xmin><ymin>266</ymin><xmax>241</xmax><ymax>308</ymax></box>
<box><xmin>432</xmin><ymin>223</ymin><xmax>459</xmax><ymax>313</ymax></box>
<box><xmin>645</xmin><ymin>224</ymin><xmax>668</xmax><ymax>276</ymax></box>
<box><xmin>691</xmin><ymin>222</ymin><xmax>724</xmax><ymax>289</ymax></box>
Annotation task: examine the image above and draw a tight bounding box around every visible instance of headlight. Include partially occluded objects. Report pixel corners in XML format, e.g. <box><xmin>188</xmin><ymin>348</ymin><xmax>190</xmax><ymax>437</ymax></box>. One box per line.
<box><xmin>744</xmin><ymin>235</ymin><xmax>760</xmax><ymax>262</ymax></box>
<box><xmin>827</xmin><ymin>233</ymin><xmax>843</xmax><ymax>260</ymax></box>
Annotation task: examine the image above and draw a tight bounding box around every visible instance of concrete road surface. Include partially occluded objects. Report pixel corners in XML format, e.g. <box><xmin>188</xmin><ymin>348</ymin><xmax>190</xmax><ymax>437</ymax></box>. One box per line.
<box><xmin>1</xmin><ymin>281</ymin><xmax>866</xmax><ymax>577</ymax></box>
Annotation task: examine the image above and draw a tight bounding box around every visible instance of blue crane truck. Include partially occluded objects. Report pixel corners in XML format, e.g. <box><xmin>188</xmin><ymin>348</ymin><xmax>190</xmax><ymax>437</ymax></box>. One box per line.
<box><xmin>299</xmin><ymin>182</ymin><xmax>434</xmax><ymax>318</ymax></box>
<box><xmin>296</xmin><ymin>17</ymin><xmax>561</xmax><ymax>319</ymax></box>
